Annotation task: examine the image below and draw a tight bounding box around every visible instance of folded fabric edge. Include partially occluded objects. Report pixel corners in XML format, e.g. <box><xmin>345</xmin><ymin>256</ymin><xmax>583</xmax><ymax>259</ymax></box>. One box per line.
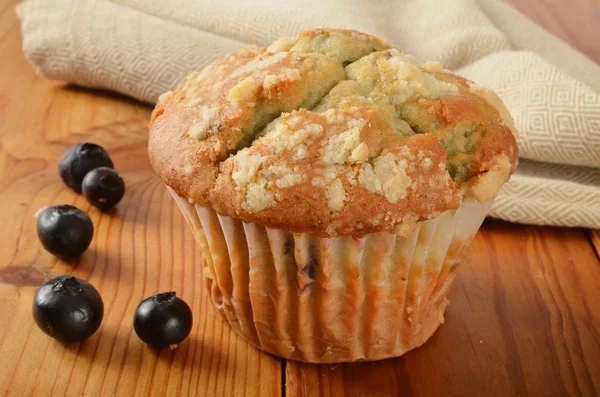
<box><xmin>15</xmin><ymin>0</ymin><xmax>246</xmax><ymax>103</ymax></box>
<box><xmin>490</xmin><ymin>195</ymin><xmax>600</xmax><ymax>229</ymax></box>
<box><xmin>514</xmin><ymin>159</ymin><xmax>600</xmax><ymax>187</ymax></box>
<box><xmin>490</xmin><ymin>173</ymin><xmax>600</xmax><ymax>228</ymax></box>
<box><xmin>111</xmin><ymin>0</ymin><xmax>251</xmax><ymax>47</ymax></box>
<box><xmin>476</xmin><ymin>0</ymin><xmax>600</xmax><ymax>93</ymax></box>
<box><xmin>15</xmin><ymin>0</ymin><xmax>45</xmax><ymax>81</ymax></box>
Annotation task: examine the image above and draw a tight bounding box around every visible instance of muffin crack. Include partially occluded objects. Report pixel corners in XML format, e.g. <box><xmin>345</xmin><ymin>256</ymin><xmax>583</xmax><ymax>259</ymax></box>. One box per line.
<box><xmin>149</xmin><ymin>28</ymin><xmax>518</xmax><ymax>236</ymax></box>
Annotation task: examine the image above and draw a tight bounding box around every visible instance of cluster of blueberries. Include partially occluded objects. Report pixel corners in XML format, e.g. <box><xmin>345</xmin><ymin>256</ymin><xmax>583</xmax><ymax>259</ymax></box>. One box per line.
<box><xmin>33</xmin><ymin>143</ymin><xmax>193</xmax><ymax>350</ymax></box>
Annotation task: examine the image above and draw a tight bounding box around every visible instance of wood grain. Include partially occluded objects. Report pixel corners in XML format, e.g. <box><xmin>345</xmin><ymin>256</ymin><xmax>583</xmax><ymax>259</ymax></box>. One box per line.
<box><xmin>0</xmin><ymin>3</ymin><xmax>281</xmax><ymax>396</ymax></box>
<box><xmin>285</xmin><ymin>1</ymin><xmax>600</xmax><ymax>396</ymax></box>
<box><xmin>286</xmin><ymin>221</ymin><xmax>600</xmax><ymax>397</ymax></box>
<box><xmin>590</xmin><ymin>230</ymin><xmax>600</xmax><ymax>260</ymax></box>
<box><xmin>503</xmin><ymin>0</ymin><xmax>600</xmax><ymax>64</ymax></box>
<box><xmin>1</xmin><ymin>0</ymin><xmax>599</xmax><ymax>396</ymax></box>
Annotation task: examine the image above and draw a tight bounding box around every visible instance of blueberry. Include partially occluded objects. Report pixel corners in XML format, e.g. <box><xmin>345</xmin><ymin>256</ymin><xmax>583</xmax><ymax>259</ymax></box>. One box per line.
<box><xmin>37</xmin><ymin>205</ymin><xmax>94</xmax><ymax>260</ymax></box>
<box><xmin>82</xmin><ymin>167</ymin><xmax>125</xmax><ymax>211</ymax></box>
<box><xmin>59</xmin><ymin>143</ymin><xmax>114</xmax><ymax>193</ymax></box>
<box><xmin>134</xmin><ymin>292</ymin><xmax>193</xmax><ymax>349</ymax></box>
<box><xmin>33</xmin><ymin>276</ymin><xmax>104</xmax><ymax>342</ymax></box>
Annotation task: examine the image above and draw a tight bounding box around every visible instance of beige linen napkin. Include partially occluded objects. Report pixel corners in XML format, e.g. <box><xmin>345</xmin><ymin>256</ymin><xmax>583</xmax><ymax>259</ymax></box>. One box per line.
<box><xmin>16</xmin><ymin>0</ymin><xmax>600</xmax><ymax>228</ymax></box>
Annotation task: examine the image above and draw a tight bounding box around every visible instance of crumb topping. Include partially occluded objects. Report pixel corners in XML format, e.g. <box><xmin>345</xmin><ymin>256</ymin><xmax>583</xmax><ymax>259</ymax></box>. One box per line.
<box><xmin>188</xmin><ymin>106</ymin><xmax>218</xmax><ymax>139</ymax></box>
<box><xmin>346</xmin><ymin>50</ymin><xmax>460</xmax><ymax>106</ymax></box>
<box><xmin>357</xmin><ymin>150</ymin><xmax>412</xmax><ymax>203</ymax></box>
<box><xmin>149</xmin><ymin>28</ymin><xmax>518</xmax><ymax>237</ymax></box>
<box><xmin>227</xmin><ymin>77</ymin><xmax>261</xmax><ymax>104</ymax></box>
<box><xmin>321</xmin><ymin>119</ymin><xmax>366</xmax><ymax>164</ymax></box>
<box><xmin>326</xmin><ymin>178</ymin><xmax>347</xmax><ymax>211</ymax></box>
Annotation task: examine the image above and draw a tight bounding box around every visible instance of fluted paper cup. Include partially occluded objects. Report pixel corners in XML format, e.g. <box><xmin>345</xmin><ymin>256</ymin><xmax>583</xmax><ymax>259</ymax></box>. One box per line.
<box><xmin>167</xmin><ymin>186</ymin><xmax>492</xmax><ymax>363</ymax></box>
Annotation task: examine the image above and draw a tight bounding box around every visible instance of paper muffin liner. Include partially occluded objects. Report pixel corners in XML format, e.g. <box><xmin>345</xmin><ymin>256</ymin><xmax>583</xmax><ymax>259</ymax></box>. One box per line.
<box><xmin>167</xmin><ymin>186</ymin><xmax>493</xmax><ymax>363</ymax></box>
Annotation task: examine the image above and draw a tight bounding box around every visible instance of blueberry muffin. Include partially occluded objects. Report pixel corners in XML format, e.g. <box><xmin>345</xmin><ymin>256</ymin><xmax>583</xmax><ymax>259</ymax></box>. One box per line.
<box><xmin>148</xmin><ymin>29</ymin><xmax>518</xmax><ymax>363</ymax></box>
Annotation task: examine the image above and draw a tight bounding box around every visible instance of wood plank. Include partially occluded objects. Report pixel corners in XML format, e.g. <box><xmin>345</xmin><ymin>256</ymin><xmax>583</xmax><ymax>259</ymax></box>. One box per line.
<box><xmin>286</xmin><ymin>220</ymin><xmax>600</xmax><ymax>397</ymax></box>
<box><xmin>2</xmin><ymin>0</ymin><xmax>600</xmax><ymax>396</ymax></box>
<box><xmin>285</xmin><ymin>1</ymin><xmax>600</xmax><ymax>395</ymax></box>
<box><xmin>503</xmin><ymin>0</ymin><xmax>600</xmax><ymax>64</ymax></box>
<box><xmin>0</xmin><ymin>3</ymin><xmax>281</xmax><ymax>396</ymax></box>
<box><xmin>590</xmin><ymin>230</ymin><xmax>600</xmax><ymax>260</ymax></box>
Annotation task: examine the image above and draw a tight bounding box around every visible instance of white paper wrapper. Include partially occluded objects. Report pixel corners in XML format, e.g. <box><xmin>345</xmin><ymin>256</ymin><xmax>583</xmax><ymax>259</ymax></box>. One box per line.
<box><xmin>168</xmin><ymin>186</ymin><xmax>493</xmax><ymax>363</ymax></box>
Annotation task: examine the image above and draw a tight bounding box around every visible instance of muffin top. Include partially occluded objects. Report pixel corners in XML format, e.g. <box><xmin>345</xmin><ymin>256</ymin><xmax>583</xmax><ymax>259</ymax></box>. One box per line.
<box><xmin>148</xmin><ymin>29</ymin><xmax>518</xmax><ymax>237</ymax></box>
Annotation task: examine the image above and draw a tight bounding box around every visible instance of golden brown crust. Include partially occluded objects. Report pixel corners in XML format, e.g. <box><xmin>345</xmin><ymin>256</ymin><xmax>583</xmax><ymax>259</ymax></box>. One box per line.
<box><xmin>149</xmin><ymin>28</ymin><xmax>518</xmax><ymax>237</ymax></box>
<box><xmin>268</xmin><ymin>28</ymin><xmax>391</xmax><ymax>63</ymax></box>
<box><xmin>149</xmin><ymin>43</ymin><xmax>347</xmax><ymax>205</ymax></box>
<box><xmin>209</xmin><ymin>107</ymin><xmax>461</xmax><ymax>236</ymax></box>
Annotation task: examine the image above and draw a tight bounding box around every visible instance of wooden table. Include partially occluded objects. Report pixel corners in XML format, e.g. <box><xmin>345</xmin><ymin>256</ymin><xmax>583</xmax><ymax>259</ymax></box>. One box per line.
<box><xmin>1</xmin><ymin>1</ymin><xmax>599</xmax><ymax>396</ymax></box>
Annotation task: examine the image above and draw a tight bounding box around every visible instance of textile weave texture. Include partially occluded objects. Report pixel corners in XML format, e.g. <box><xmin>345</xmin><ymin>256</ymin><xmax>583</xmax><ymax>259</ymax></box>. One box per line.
<box><xmin>16</xmin><ymin>0</ymin><xmax>600</xmax><ymax>228</ymax></box>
